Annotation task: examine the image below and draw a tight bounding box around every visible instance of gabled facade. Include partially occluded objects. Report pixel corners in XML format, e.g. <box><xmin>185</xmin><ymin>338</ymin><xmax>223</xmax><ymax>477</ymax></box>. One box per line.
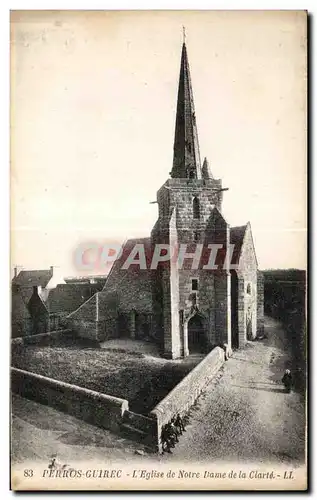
<box><xmin>11</xmin><ymin>285</ymin><xmax>49</xmax><ymax>337</ymax></box>
<box><xmin>11</xmin><ymin>266</ymin><xmax>66</xmax><ymax>336</ymax></box>
<box><xmin>11</xmin><ymin>288</ymin><xmax>32</xmax><ymax>338</ymax></box>
<box><xmin>28</xmin><ymin>286</ymin><xmax>50</xmax><ymax>334</ymax></box>
<box><xmin>12</xmin><ymin>266</ymin><xmax>65</xmax><ymax>303</ymax></box>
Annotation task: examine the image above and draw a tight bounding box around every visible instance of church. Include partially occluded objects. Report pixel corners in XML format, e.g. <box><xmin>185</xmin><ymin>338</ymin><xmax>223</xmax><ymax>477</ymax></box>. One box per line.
<box><xmin>68</xmin><ymin>40</ymin><xmax>264</xmax><ymax>359</ymax></box>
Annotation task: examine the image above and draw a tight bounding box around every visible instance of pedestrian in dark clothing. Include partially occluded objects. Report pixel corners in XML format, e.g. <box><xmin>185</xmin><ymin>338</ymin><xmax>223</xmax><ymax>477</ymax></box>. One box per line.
<box><xmin>171</xmin><ymin>417</ymin><xmax>181</xmax><ymax>436</ymax></box>
<box><xmin>48</xmin><ymin>457</ymin><xmax>57</xmax><ymax>469</ymax></box>
<box><xmin>175</xmin><ymin>413</ymin><xmax>186</xmax><ymax>433</ymax></box>
<box><xmin>170</xmin><ymin>421</ymin><xmax>179</xmax><ymax>443</ymax></box>
<box><xmin>282</xmin><ymin>369</ymin><xmax>293</xmax><ymax>393</ymax></box>
<box><xmin>166</xmin><ymin>422</ymin><xmax>177</xmax><ymax>445</ymax></box>
<box><xmin>161</xmin><ymin>425</ymin><xmax>172</xmax><ymax>453</ymax></box>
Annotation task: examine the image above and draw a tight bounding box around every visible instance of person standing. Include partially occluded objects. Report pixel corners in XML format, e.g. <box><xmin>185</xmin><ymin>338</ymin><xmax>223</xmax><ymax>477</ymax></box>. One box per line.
<box><xmin>175</xmin><ymin>413</ymin><xmax>185</xmax><ymax>433</ymax></box>
<box><xmin>161</xmin><ymin>425</ymin><xmax>172</xmax><ymax>454</ymax></box>
<box><xmin>282</xmin><ymin>369</ymin><xmax>293</xmax><ymax>393</ymax></box>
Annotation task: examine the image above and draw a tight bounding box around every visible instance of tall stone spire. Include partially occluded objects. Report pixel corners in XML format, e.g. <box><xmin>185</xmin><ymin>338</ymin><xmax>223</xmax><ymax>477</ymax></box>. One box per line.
<box><xmin>171</xmin><ymin>41</ymin><xmax>202</xmax><ymax>179</ymax></box>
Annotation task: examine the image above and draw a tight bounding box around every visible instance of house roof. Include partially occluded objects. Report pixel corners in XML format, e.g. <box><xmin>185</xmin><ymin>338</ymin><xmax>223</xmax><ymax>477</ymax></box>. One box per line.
<box><xmin>105</xmin><ymin>237</ymin><xmax>152</xmax><ymax>283</ymax></box>
<box><xmin>12</xmin><ymin>269</ymin><xmax>53</xmax><ymax>288</ymax></box>
<box><xmin>46</xmin><ymin>283</ymin><xmax>101</xmax><ymax>315</ymax></box>
<box><xmin>100</xmin><ymin>237</ymin><xmax>153</xmax><ymax>313</ymax></box>
<box><xmin>64</xmin><ymin>275</ymin><xmax>107</xmax><ymax>285</ymax></box>
<box><xmin>230</xmin><ymin>225</ymin><xmax>247</xmax><ymax>264</ymax></box>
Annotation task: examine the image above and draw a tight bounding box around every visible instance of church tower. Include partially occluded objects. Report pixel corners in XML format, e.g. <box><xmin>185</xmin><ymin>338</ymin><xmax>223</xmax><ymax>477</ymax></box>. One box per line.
<box><xmin>151</xmin><ymin>40</ymin><xmax>232</xmax><ymax>359</ymax></box>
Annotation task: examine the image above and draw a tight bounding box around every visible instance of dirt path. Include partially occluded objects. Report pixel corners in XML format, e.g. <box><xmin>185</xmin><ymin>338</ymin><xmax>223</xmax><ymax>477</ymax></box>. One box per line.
<box><xmin>11</xmin><ymin>393</ymin><xmax>151</xmax><ymax>465</ymax></box>
<box><xmin>160</xmin><ymin>316</ymin><xmax>306</xmax><ymax>465</ymax></box>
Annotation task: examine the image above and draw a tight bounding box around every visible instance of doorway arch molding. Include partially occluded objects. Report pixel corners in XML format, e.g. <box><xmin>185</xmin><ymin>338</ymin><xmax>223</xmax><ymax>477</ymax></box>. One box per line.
<box><xmin>183</xmin><ymin>307</ymin><xmax>207</xmax><ymax>356</ymax></box>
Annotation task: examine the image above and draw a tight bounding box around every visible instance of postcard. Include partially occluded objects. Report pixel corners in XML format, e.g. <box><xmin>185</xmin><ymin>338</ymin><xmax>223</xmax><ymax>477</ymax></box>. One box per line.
<box><xmin>10</xmin><ymin>10</ymin><xmax>307</xmax><ymax>491</ymax></box>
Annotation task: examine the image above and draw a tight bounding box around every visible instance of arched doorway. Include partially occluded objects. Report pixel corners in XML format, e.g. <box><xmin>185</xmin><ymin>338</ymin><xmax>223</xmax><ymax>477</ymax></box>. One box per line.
<box><xmin>117</xmin><ymin>313</ymin><xmax>129</xmax><ymax>338</ymax></box>
<box><xmin>188</xmin><ymin>314</ymin><xmax>206</xmax><ymax>353</ymax></box>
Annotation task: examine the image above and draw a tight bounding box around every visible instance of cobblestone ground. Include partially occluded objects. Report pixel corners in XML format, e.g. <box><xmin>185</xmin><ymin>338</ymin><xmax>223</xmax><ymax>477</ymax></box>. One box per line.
<box><xmin>159</xmin><ymin>316</ymin><xmax>306</xmax><ymax>465</ymax></box>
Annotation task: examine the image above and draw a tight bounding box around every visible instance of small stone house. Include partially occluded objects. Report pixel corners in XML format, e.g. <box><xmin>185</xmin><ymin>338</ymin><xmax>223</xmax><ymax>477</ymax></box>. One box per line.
<box><xmin>12</xmin><ymin>266</ymin><xmax>65</xmax><ymax>303</ymax></box>
<box><xmin>11</xmin><ymin>266</ymin><xmax>65</xmax><ymax>336</ymax></box>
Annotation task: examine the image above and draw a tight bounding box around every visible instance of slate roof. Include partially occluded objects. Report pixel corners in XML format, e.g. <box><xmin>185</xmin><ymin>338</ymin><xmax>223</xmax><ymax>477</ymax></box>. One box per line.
<box><xmin>46</xmin><ymin>283</ymin><xmax>102</xmax><ymax>315</ymax></box>
<box><xmin>64</xmin><ymin>276</ymin><xmax>107</xmax><ymax>285</ymax></box>
<box><xmin>12</xmin><ymin>269</ymin><xmax>53</xmax><ymax>288</ymax></box>
<box><xmin>230</xmin><ymin>225</ymin><xmax>247</xmax><ymax>264</ymax></box>
<box><xmin>102</xmin><ymin>237</ymin><xmax>153</xmax><ymax>313</ymax></box>
<box><xmin>67</xmin><ymin>237</ymin><xmax>153</xmax><ymax>320</ymax></box>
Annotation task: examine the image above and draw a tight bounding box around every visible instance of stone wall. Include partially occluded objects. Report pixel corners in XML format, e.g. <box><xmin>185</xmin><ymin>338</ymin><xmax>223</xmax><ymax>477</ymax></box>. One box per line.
<box><xmin>11</xmin><ymin>292</ymin><xmax>32</xmax><ymax>338</ymax></box>
<box><xmin>28</xmin><ymin>289</ymin><xmax>50</xmax><ymax>334</ymax></box>
<box><xmin>11</xmin><ymin>329</ymin><xmax>73</xmax><ymax>346</ymax></box>
<box><xmin>156</xmin><ymin>179</ymin><xmax>223</xmax><ymax>231</ymax></box>
<box><xmin>153</xmin><ymin>175</ymin><xmax>231</xmax><ymax>358</ymax></box>
<box><xmin>11</xmin><ymin>346</ymin><xmax>225</xmax><ymax>452</ymax></box>
<box><xmin>214</xmin><ymin>272</ymin><xmax>230</xmax><ymax>346</ymax></box>
<box><xmin>257</xmin><ymin>270</ymin><xmax>265</xmax><ymax>336</ymax></box>
<box><xmin>11</xmin><ymin>367</ymin><xmax>128</xmax><ymax>433</ymax></box>
<box><xmin>66</xmin><ymin>291</ymin><xmax>119</xmax><ymax>342</ymax></box>
<box><xmin>122</xmin><ymin>410</ymin><xmax>158</xmax><ymax>447</ymax></box>
<box><xmin>165</xmin><ymin>207</ymin><xmax>181</xmax><ymax>358</ymax></box>
<box><xmin>67</xmin><ymin>238</ymin><xmax>154</xmax><ymax>342</ymax></box>
<box><xmin>68</xmin><ymin>319</ymin><xmax>98</xmax><ymax>340</ymax></box>
<box><xmin>237</xmin><ymin>275</ymin><xmax>245</xmax><ymax>346</ymax></box>
<box><xmin>66</xmin><ymin>294</ymin><xmax>98</xmax><ymax>340</ymax></box>
<box><xmin>150</xmin><ymin>346</ymin><xmax>225</xmax><ymax>452</ymax></box>
<box><xmin>237</xmin><ymin>223</ymin><xmax>258</xmax><ymax>343</ymax></box>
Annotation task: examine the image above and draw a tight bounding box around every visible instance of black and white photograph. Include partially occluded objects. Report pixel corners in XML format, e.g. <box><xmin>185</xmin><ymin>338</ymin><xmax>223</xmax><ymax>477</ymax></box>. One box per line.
<box><xmin>10</xmin><ymin>10</ymin><xmax>307</xmax><ymax>491</ymax></box>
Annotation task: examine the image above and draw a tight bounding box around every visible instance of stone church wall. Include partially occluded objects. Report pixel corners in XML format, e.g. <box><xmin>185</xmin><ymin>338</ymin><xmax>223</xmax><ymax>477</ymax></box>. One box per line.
<box><xmin>236</xmin><ymin>224</ymin><xmax>258</xmax><ymax>343</ymax></box>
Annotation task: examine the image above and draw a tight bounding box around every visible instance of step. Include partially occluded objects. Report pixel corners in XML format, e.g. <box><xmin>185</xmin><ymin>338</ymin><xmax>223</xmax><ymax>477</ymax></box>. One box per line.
<box><xmin>121</xmin><ymin>423</ymin><xmax>147</xmax><ymax>437</ymax></box>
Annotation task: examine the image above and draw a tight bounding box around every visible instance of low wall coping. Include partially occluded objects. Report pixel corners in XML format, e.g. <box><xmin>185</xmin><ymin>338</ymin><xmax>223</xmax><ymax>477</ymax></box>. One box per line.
<box><xmin>11</xmin><ymin>367</ymin><xmax>129</xmax><ymax>408</ymax></box>
<box><xmin>11</xmin><ymin>329</ymin><xmax>72</xmax><ymax>344</ymax></box>
<box><xmin>150</xmin><ymin>346</ymin><xmax>224</xmax><ymax>421</ymax></box>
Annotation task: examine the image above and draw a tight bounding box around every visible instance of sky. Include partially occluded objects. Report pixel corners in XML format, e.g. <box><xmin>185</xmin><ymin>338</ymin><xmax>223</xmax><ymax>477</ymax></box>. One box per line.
<box><xmin>10</xmin><ymin>10</ymin><xmax>307</xmax><ymax>277</ymax></box>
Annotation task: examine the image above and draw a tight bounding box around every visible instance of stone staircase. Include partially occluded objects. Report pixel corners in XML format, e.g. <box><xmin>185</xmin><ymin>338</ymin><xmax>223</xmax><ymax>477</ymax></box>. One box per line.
<box><xmin>120</xmin><ymin>410</ymin><xmax>157</xmax><ymax>450</ymax></box>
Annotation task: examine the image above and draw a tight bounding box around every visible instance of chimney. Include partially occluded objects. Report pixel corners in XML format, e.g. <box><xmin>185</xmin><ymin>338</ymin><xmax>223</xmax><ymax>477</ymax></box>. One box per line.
<box><xmin>50</xmin><ymin>266</ymin><xmax>54</xmax><ymax>275</ymax></box>
<box><xmin>32</xmin><ymin>285</ymin><xmax>38</xmax><ymax>295</ymax></box>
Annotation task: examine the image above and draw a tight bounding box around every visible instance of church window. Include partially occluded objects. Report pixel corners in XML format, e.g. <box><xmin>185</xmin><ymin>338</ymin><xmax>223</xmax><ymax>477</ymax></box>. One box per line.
<box><xmin>191</xmin><ymin>278</ymin><xmax>199</xmax><ymax>291</ymax></box>
<box><xmin>193</xmin><ymin>196</ymin><xmax>200</xmax><ymax>218</ymax></box>
<box><xmin>179</xmin><ymin>309</ymin><xmax>184</xmax><ymax>325</ymax></box>
<box><xmin>247</xmin><ymin>283</ymin><xmax>252</xmax><ymax>294</ymax></box>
